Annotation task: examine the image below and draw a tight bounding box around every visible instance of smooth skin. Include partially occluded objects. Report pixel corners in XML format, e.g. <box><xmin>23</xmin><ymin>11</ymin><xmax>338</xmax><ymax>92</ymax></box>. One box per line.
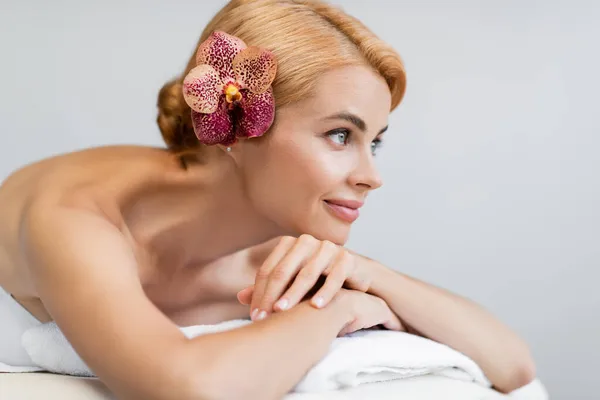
<box><xmin>0</xmin><ymin>65</ymin><xmax>533</xmax><ymax>399</ymax></box>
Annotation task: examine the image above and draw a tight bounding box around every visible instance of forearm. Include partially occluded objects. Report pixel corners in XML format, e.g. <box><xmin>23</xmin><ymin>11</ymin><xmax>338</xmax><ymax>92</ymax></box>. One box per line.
<box><xmin>366</xmin><ymin>259</ymin><xmax>535</xmax><ymax>393</ymax></box>
<box><xmin>184</xmin><ymin>299</ymin><xmax>349</xmax><ymax>400</ymax></box>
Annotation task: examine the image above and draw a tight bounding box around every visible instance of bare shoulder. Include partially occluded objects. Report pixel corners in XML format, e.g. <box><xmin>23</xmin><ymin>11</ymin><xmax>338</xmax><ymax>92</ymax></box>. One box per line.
<box><xmin>23</xmin><ymin>201</ymin><xmax>133</xmax><ymax>276</ymax></box>
<box><xmin>1</xmin><ymin>145</ymin><xmax>173</xmax><ymax>209</ymax></box>
<box><xmin>18</xmin><ymin>199</ymin><xmax>191</xmax><ymax>397</ymax></box>
<box><xmin>0</xmin><ymin>145</ymin><xmax>174</xmax><ymax>293</ymax></box>
<box><xmin>1</xmin><ymin>145</ymin><xmax>175</xmax><ymax>199</ymax></box>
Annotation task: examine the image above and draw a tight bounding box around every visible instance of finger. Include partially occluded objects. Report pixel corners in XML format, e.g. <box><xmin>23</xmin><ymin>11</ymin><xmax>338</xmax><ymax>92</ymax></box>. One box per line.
<box><xmin>374</xmin><ymin>297</ymin><xmax>404</xmax><ymax>331</ymax></box>
<box><xmin>322</xmin><ymin>251</ymin><xmax>369</xmax><ymax>292</ymax></box>
<box><xmin>383</xmin><ymin>312</ymin><xmax>404</xmax><ymax>331</ymax></box>
<box><xmin>310</xmin><ymin>252</ymin><xmax>350</xmax><ymax>308</ymax></box>
<box><xmin>257</xmin><ymin>235</ymin><xmax>320</xmax><ymax>316</ymax></box>
<box><xmin>275</xmin><ymin>240</ymin><xmax>338</xmax><ymax>311</ymax></box>
<box><xmin>338</xmin><ymin>320</ymin><xmax>360</xmax><ymax>337</ymax></box>
<box><xmin>250</xmin><ymin>236</ymin><xmax>295</xmax><ymax>315</ymax></box>
<box><xmin>344</xmin><ymin>263</ymin><xmax>371</xmax><ymax>292</ymax></box>
<box><xmin>236</xmin><ymin>286</ymin><xmax>254</xmax><ymax>305</ymax></box>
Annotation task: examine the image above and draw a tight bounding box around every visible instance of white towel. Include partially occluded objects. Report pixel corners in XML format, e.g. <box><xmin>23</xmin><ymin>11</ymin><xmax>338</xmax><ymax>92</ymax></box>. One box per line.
<box><xmin>181</xmin><ymin>320</ymin><xmax>492</xmax><ymax>392</ymax></box>
<box><xmin>293</xmin><ymin>328</ymin><xmax>491</xmax><ymax>392</ymax></box>
<box><xmin>22</xmin><ymin>319</ymin><xmax>491</xmax><ymax>390</ymax></box>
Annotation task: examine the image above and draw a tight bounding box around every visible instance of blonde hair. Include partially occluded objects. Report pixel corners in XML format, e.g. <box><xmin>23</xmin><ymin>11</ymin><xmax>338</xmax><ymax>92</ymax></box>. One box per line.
<box><xmin>157</xmin><ymin>0</ymin><xmax>407</xmax><ymax>152</ymax></box>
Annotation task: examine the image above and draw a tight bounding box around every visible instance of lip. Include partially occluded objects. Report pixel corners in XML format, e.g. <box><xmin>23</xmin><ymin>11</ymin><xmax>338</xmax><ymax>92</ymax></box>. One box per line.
<box><xmin>323</xmin><ymin>199</ymin><xmax>364</xmax><ymax>223</ymax></box>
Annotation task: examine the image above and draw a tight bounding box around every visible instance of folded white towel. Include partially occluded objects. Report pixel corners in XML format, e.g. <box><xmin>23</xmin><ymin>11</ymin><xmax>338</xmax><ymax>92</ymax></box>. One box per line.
<box><xmin>293</xmin><ymin>328</ymin><xmax>491</xmax><ymax>392</ymax></box>
<box><xmin>22</xmin><ymin>319</ymin><xmax>493</xmax><ymax>392</ymax></box>
<box><xmin>181</xmin><ymin>320</ymin><xmax>492</xmax><ymax>392</ymax></box>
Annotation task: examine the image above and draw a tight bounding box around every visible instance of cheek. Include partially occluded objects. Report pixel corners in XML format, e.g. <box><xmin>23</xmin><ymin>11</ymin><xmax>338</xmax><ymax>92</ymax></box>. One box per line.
<box><xmin>243</xmin><ymin>138</ymin><xmax>347</xmax><ymax>215</ymax></box>
<box><xmin>274</xmin><ymin>141</ymin><xmax>347</xmax><ymax>199</ymax></box>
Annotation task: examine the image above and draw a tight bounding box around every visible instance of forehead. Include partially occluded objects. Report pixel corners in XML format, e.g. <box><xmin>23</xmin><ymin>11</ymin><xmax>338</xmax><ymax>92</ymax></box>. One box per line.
<box><xmin>281</xmin><ymin>65</ymin><xmax>392</xmax><ymax>131</ymax></box>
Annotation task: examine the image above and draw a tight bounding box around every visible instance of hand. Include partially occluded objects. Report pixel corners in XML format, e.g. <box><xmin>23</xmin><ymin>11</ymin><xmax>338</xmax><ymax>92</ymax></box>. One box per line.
<box><xmin>334</xmin><ymin>289</ymin><xmax>404</xmax><ymax>336</ymax></box>
<box><xmin>238</xmin><ymin>235</ymin><xmax>374</xmax><ymax>321</ymax></box>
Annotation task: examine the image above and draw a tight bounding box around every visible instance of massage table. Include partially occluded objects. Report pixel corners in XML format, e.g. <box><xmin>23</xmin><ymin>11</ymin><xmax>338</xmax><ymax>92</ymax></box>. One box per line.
<box><xmin>0</xmin><ymin>373</ymin><xmax>547</xmax><ymax>399</ymax></box>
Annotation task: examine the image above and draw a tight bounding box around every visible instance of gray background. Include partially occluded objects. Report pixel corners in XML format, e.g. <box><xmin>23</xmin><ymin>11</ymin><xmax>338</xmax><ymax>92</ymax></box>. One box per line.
<box><xmin>1</xmin><ymin>0</ymin><xmax>598</xmax><ymax>398</ymax></box>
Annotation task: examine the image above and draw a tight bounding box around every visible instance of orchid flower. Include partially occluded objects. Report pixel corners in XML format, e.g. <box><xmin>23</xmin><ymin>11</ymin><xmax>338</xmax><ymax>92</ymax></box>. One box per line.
<box><xmin>182</xmin><ymin>31</ymin><xmax>277</xmax><ymax>146</ymax></box>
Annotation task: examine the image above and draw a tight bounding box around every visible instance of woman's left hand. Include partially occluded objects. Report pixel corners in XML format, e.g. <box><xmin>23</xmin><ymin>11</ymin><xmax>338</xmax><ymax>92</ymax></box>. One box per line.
<box><xmin>237</xmin><ymin>235</ymin><xmax>374</xmax><ymax>321</ymax></box>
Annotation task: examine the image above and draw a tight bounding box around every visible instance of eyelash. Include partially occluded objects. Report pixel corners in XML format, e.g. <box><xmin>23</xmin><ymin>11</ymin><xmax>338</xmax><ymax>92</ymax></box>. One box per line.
<box><xmin>326</xmin><ymin>129</ymin><xmax>383</xmax><ymax>155</ymax></box>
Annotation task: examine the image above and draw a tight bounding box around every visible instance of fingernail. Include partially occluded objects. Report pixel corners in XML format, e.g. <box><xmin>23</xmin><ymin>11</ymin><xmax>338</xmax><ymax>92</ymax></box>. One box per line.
<box><xmin>256</xmin><ymin>310</ymin><xmax>267</xmax><ymax>321</ymax></box>
<box><xmin>251</xmin><ymin>308</ymin><xmax>259</xmax><ymax>320</ymax></box>
<box><xmin>313</xmin><ymin>297</ymin><xmax>324</xmax><ymax>308</ymax></box>
<box><xmin>275</xmin><ymin>298</ymin><xmax>289</xmax><ymax>310</ymax></box>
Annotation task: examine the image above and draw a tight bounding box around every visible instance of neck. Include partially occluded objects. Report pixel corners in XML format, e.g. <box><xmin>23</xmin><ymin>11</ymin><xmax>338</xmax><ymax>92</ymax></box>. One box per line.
<box><xmin>125</xmin><ymin>151</ymin><xmax>284</xmax><ymax>268</ymax></box>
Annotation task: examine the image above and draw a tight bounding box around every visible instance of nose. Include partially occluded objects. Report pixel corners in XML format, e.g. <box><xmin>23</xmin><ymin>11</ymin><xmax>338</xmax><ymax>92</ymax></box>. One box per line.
<box><xmin>349</xmin><ymin>151</ymin><xmax>383</xmax><ymax>191</ymax></box>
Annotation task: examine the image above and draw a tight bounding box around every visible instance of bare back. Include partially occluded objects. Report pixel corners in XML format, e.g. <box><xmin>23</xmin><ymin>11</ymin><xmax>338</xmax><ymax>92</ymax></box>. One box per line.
<box><xmin>0</xmin><ymin>145</ymin><xmax>256</xmax><ymax>325</ymax></box>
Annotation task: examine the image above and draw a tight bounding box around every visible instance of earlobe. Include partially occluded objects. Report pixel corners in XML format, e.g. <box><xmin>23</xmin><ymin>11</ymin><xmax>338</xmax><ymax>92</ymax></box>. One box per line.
<box><xmin>217</xmin><ymin>144</ymin><xmax>233</xmax><ymax>154</ymax></box>
<box><xmin>217</xmin><ymin>143</ymin><xmax>241</xmax><ymax>164</ymax></box>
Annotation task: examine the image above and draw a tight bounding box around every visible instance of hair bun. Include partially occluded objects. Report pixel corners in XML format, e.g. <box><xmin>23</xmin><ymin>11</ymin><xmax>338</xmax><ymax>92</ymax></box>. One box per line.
<box><xmin>157</xmin><ymin>78</ymin><xmax>197</xmax><ymax>150</ymax></box>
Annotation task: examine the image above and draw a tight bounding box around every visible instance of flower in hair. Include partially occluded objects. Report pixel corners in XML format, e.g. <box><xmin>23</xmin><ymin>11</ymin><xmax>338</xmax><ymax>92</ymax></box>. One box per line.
<box><xmin>182</xmin><ymin>31</ymin><xmax>277</xmax><ymax>146</ymax></box>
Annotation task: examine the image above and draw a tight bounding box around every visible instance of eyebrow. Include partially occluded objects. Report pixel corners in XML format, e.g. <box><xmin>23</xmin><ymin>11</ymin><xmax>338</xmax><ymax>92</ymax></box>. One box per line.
<box><xmin>323</xmin><ymin>112</ymin><xmax>388</xmax><ymax>135</ymax></box>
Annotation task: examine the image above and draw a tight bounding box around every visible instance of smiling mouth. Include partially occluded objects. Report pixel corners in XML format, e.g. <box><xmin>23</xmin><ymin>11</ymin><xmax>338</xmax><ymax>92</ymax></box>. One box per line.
<box><xmin>323</xmin><ymin>200</ymin><xmax>361</xmax><ymax>223</ymax></box>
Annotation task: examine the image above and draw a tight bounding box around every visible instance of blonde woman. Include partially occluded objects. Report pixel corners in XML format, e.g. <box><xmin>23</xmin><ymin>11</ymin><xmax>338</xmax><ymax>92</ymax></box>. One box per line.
<box><xmin>0</xmin><ymin>1</ymin><xmax>535</xmax><ymax>399</ymax></box>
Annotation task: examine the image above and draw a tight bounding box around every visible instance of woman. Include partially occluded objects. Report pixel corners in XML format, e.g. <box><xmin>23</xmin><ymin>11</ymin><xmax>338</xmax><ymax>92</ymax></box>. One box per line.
<box><xmin>0</xmin><ymin>0</ymin><xmax>535</xmax><ymax>399</ymax></box>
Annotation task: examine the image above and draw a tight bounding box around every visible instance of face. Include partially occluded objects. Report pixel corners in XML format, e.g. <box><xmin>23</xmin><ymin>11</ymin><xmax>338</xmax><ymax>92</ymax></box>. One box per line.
<box><xmin>235</xmin><ymin>65</ymin><xmax>392</xmax><ymax>245</ymax></box>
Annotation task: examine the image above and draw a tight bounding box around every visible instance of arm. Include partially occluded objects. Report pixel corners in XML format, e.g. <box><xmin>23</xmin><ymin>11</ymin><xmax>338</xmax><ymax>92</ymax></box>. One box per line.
<box><xmin>361</xmin><ymin>256</ymin><xmax>536</xmax><ymax>393</ymax></box>
<box><xmin>241</xmin><ymin>237</ymin><xmax>536</xmax><ymax>394</ymax></box>
<box><xmin>24</xmin><ymin>205</ymin><xmax>351</xmax><ymax>400</ymax></box>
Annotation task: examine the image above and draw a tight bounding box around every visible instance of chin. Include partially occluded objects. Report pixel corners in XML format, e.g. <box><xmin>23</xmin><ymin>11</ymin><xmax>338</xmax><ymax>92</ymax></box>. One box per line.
<box><xmin>300</xmin><ymin>220</ymin><xmax>351</xmax><ymax>246</ymax></box>
<box><xmin>281</xmin><ymin>209</ymin><xmax>352</xmax><ymax>245</ymax></box>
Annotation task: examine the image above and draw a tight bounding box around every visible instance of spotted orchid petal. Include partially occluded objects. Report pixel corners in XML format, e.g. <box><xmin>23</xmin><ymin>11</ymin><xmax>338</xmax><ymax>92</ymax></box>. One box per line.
<box><xmin>233</xmin><ymin>47</ymin><xmax>277</xmax><ymax>94</ymax></box>
<box><xmin>191</xmin><ymin>96</ymin><xmax>236</xmax><ymax>145</ymax></box>
<box><xmin>196</xmin><ymin>31</ymin><xmax>247</xmax><ymax>84</ymax></box>
<box><xmin>236</xmin><ymin>88</ymin><xmax>275</xmax><ymax>139</ymax></box>
<box><xmin>182</xmin><ymin>64</ymin><xmax>222</xmax><ymax>114</ymax></box>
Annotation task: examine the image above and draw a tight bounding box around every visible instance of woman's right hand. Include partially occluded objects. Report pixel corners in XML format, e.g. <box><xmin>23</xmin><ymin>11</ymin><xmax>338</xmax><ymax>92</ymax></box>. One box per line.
<box><xmin>334</xmin><ymin>289</ymin><xmax>404</xmax><ymax>336</ymax></box>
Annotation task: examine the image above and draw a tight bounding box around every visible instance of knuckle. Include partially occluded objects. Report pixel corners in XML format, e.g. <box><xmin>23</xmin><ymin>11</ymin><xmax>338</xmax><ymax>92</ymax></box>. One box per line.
<box><xmin>299</xmin><ymin>234</ymin><xmax>317</xmax><ymax>245</ymax></box>
<box><xmin>279</xmin><ymin>236</ymin><xmax>296</xmax><ymax>245</ymax></box>
<box><xmin>339</xmin><ymin>255</ymin><xmax>354</xmax><ymax>273</ymax></box>
<box><xmin>299</xmin><ymin>266</ymin><xmax>319</xmax><ymax>280</ymax></box>
<box><xmin>341</xmin><ymin>249</ymin><xmax>353</xmax><ymax>262</ymax></box>
<box><xmin>257</xmin><ymin>266</ymin><xmax>272</xmax><ymax>279</ymax></box>
<box><xmin>321</xmin><ymin>240</ymin><xmax>337</xmax><ymax>253</ymax></box>
<box><xmin>298</xmin><ymin>267</ymin><xmax>314</xmax><ymax>280</ymax></box>
<box><xmin>270</xmin><ymin>266</ymin><xmax>289</xmax><ymax>282</ymax></box>
<box><xmin>338</xmin><ymin>251</ymin><xmax>351</xmax><ymax>266</ymax></box>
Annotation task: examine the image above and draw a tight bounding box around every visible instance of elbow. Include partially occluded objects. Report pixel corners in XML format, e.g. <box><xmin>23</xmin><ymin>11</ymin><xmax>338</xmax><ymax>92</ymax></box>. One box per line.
<box><xmin>495</xmin><ymin>350</ymin><xmax>537</xmax><ymax>394</ymax></box>
<box><xmin>510</xmin><ymin>357</ymin><xmax>537</xmax><ymax>392</ymax></box>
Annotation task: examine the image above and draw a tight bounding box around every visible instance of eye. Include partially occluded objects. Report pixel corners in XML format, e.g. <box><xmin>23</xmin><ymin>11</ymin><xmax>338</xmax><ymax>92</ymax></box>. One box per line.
<box><xmin>327</xmin><ymin>129</ymin><xmax>350</xmax><ymax>146</ymax></box>
<box><xmin>371</xmin><ymin>138</ymin><xmax>383</xmax><ymax>155</ymax></box>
